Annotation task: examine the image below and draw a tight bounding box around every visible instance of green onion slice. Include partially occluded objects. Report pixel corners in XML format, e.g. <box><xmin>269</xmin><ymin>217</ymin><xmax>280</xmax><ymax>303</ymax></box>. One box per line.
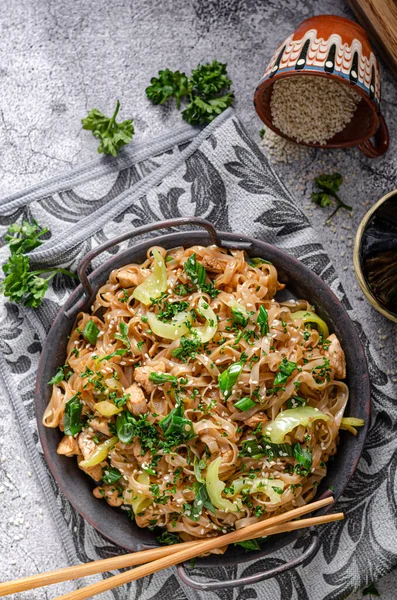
<box><xmin>234</xmin><ymin>397</ymin><xmax>256</xmax><ymax>411</ymax></box>
<box><xmin>82</xmin><ymin>320</ymin><xmax>100</xmax><ymax>345</ymax></box>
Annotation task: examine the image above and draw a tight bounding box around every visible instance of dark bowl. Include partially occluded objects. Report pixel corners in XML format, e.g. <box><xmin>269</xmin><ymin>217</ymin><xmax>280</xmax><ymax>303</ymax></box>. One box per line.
<box><xmin>35</xmin><ymin>222</ymin><xmax>370</xmax><ymax>574</ymax></box>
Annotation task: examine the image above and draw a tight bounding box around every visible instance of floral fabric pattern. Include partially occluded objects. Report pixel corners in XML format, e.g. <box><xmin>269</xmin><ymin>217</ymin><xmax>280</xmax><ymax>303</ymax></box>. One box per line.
<box><xmin>0</xmin><ymin>109</ymin><xmax>395</xmax><ymax>600</ymax></box>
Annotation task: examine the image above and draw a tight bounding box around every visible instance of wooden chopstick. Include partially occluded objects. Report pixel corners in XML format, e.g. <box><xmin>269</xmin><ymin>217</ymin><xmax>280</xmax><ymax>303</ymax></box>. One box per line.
<box><xmin>52</xmin><ymin>496</ymin><xmax>336</xmax><ymax>600</ymax></box>
<box><xmin>0</xmin><ymin>496</ymin><xmax>336</xmax><ymax>598</ymax></box>
<box><xmin>0</xmin><ymin>507</ymin><xmax>337</xmax><ymax>597</ymax></box>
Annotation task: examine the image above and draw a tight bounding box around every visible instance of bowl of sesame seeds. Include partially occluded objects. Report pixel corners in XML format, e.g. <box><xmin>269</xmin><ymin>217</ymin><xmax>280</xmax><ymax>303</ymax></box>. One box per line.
<box><xmin>254</xmin><ymin>15</ymin><xmax>389</xmax><ymax>158</ymax></box>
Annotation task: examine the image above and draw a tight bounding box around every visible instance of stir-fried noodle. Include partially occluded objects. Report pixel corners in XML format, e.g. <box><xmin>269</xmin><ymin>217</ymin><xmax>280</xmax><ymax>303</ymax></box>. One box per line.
<box><xmin>44</xmin><ymin>245</ymin><xmax>356</xmax><ymax>547</ymax></box>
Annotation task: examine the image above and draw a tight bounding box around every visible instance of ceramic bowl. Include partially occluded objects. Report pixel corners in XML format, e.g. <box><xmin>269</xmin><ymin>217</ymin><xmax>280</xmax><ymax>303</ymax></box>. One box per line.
<box><xmin>254</xmin><ymin>15</ymin><xmax>389</xmax><ymax>158</ymax></box>
<box><xmin>354</xmin><ymin>190</ymin><xmax>397</xmax><ymax>322</ymax></box>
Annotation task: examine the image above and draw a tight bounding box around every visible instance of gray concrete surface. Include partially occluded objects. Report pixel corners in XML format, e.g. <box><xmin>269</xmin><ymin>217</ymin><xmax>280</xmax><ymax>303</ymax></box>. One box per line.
<box><xmin>0</xmin><ymin>0</ymin><xmax>396</xmax><ymax>598</ymax></box>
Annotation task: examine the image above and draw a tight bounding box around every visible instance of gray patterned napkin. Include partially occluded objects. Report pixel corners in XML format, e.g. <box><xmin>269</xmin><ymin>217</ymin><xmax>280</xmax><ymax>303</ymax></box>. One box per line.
<box><xmin>0</xmin><ymin>108</ymin><xmax>395</xmax><ymax>600</ymax></box>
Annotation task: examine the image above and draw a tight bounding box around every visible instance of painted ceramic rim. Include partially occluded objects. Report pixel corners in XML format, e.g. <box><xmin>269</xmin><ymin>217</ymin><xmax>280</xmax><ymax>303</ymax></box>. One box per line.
<box><xmin>353</xmin><ymin>190</ymin><xmax>397</xmax><ymax>323</ymax></box>
<box><xmin>254</xmin><ymin>69</ymin><xmax>380</xmax><ymax>149</ymax></box>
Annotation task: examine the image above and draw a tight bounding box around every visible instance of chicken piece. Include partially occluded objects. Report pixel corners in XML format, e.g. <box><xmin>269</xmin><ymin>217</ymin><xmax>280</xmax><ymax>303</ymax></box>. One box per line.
<box><xmin>125</xmin><ymin>383</ymin><xmax>148</xmax><ymax>415</ymax></box>
<box><xmin>134</xmin><ymin>361</ymin><xmax>165</xmax><ymax>394</ymax></box>
<box><xmin>325</xmin><ymin>334</ymin><xmax>346</xmax><ymax>379</ymax></box>
<box><xmin>116</xmin><ymin>269</ymin><xmax>141</xmax><ymax>289</ymax></box>
<box><xmin>78</xmin><ymin>430</ymin><xmax>97</xmax><ymax>460</ymax></box>
<box><xmin>245</xmin><ymin>412</ymin><xmax>267</xmax><ymax>429</ymax></box>
<box><xmin>200</xmin><ymin>255</ymin><xmax>224</xmax><ymax>273</ymax></box>
<box><xmin>90</xmin><ymin>417</ymin><xmax>112</xmax><ymax>437</ymax></box>
<box><xmin>93</xmin><ymin>485</ymin><xmax>123</xmax><ymax>507</ymax></box>
<box><xmin>77</xmin><ymin>457</ymin><xmax>103</xmax><ymax>481</ymax></box>
<box><xmin>56</xmin><ymin>435</ymin><xmax>80</xmax><ymax>457</ymax></box>
<box><xmin>76</xmin><ymin>430</ymin><xmax>103</xmax><ymax>480</ymax></box>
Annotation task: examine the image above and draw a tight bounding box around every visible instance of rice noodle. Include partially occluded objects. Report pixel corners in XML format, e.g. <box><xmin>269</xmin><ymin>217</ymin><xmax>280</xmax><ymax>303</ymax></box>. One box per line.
<box><xmin>43</xmin><ymin>244</ymin><xmax>349</xmax><ymax>546</ymax></box>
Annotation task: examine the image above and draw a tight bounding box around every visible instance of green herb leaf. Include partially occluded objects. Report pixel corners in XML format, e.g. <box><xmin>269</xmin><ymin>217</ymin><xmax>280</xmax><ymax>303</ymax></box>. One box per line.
<box><xmin>311</xmin><ymin>172</ymin><xmax>352</xmax><ymax>222</ymax></box>
<box><xmin>294</xmin><ymin>443</ymin><xmax>312</xmax><ymax>472</ymax></box>
<box><xmin>0</xmin><ymin>220</ymin><xmax>76</xmax><ymax>308</ymax></box>
<box><xmin>174</xmin><ymin>283</ymin><xmax>193</xmax><ymax>296</ymax></box>
<box><xmin>200</xmin><ymin>283</ymin><xmax>220</xmax><ymax>298</ymax></box>
<box><xmin>183</xmin><ymin>481</ymin><xmax>215</xmax><ymax>521</ymax></box>
<box><xmin>116</xmin><ymin>412</ymin><xmax>158</xmax><ymax>450</ymax></box>
<box><xmin>149</xmin><ymin>372</ymin><xmax>178</xmax><ymax>384</ymax></box>
<box><xmin>257</xmin><ymin>305</ymin><xmax>269</xmax><ymax>336</ymax></box>
<box><xmin>190</xmin><ymin>60</ymin><xmax>231</xmax><ymax>96</ymax></box>
<box><xmin>218</xmin><ymin>360</ymin><xmax>245</xmax><ymax>399</ymax></box>
<box><xmin>362</xmin><ymin>583</ymin><xmax>380</xmax><ymax>597</ymax></box>
<box><xmin>102</xmin><ymin>466</ymin><xmax>122</xmax><ymax>485</ymax></box>
<box><xmin>182</xmin><ymin>93</ymin><xmax>234</xmax><ymax>126</ymax></box>
<box><xmin>99</xmin><ymin>348</ymin><xmax>128</xmax><ymax>362</ymax></box>
<box><xmin>287</xmin><ymin>395</ymin><xmax>307</xmax><ymax>409</ymax></box>
<box><xmin>82</xmin><ymin>320</ymin><xmax>100</xmax><ymax>345</ymax></box>
<box><xmin>82</xmin><ymin>100</ymin><xmax>134</xmax><ymax>157</ymax></box>
<box><xmin>311</xmin><ymin>191</ymin><xmax>332</xmax><ymax>208</ymax></box>
<box><xmin>157</xmin><ymin>301</ymin><xmax>189</xmax><ymax>322</ymax></box>
<box><xmin>5</xmin><ymin>220</ymin><xmax>49</xmax><ymax>255</ymax></box>
<box><xmin>147</xmin><ymin>60</ymin><xmax>233</xmax><ymax>125</ymax></box>
<box><xmin>240</xmin><ymin>438</ymin><xmax>294</xmax><ymax>460</ymax></box>
<box><xmin>171</xmin><ymin>333</ymin><xmax>201</xmax><ymax>362</ymax></box>
<box><xmin>194</xmin><ymin>455</ymin><xmax>206</xmax><ymax>483</ymax></box>
<box><xmin>246</xmin><ymin>257</ymin><xmax>272</xmax><ymax>267</ymax></box>
<box><xmin>231</xmin><ymin>307</ymin><xmax>248</xmax><ymax>327</ymax></box>
<box><xmin>157</xmin><ymin>531</ymin><xmax>182</xmax><ymax>545</ymax></box>
<box><xmin>315</xmin><ymin>173</ymin><xmax>343</xmax><ymax>194</ymax></box>
<box><xmin>273</xmin><ymin>358</ymin><xmax>297</xmax><ymax>387</ymax></box>
<box><xmin>146</xmin><ymin>69</ymin><xmax>190</xmax><ymax>109</ymax></box>
<box><xmin>234</xmin><ymin>539</ymin><xmax>261</xmax><ymax>551</ymax></box>
<box><xmin>48</xmin><ymin>365</ymin><xmax>68</xmax><ymax>385</ymax></box>
<box><xmin>109</xmin><ymin>391</ymin><xmax>130</xmax><ymax>408</ymax></box>
<box><xmin>159</xmin><ymin>402</ymin><xmax>196</xmax><ymax>444</ymax></box>
<box><xmin>64</xmin><ymin>393</ymin><xmax>83</xmax><ymax>436</ymax></box>
<box><xmin>234</xmin><ymin>397</ymin><xmax>256</xmax><ymax>411</ymax></box>
<box><xmin>114</xmin><ymin>321</ymin><xmax>131</xmax><ymax>348</ymax></box>
<box><xmin>1</xmin><ymin>254</ymin><xmax>53</xmax><ymax>308</ymax></box>
<box><xmin>183</xmin><ymin>253</ymin><xmax>206</xmax><ymax>288</ymax></box>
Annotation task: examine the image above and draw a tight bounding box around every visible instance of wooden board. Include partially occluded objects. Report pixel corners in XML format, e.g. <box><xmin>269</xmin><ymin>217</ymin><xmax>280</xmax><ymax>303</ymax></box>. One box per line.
<box><xmin>347</xmin><ymin>0</ymin><xmax>397</xmax><ymax>78</ymax></box>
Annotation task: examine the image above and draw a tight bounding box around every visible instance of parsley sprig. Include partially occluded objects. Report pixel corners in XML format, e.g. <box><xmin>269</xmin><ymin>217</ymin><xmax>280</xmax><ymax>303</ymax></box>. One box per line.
<box><xmin>82</xmin><ymin>100</ymin><xmax>134</xmax><ymax>157</ymax></box>
<box><xmin>1</xmin><ymin>220</ymin><xmax>76</xmax><ymax>308</ymax></box>
<box><xmin>311</xmin><ymin>173</ymin><xmax>352</xmax><ymax>223</ymax></box>
<box><xmin>146</xmin><ymin>69</ymin><xmax>190</xmax><ymax>109</ymax></box>
<box><xmin>146</xmin><ymin>59</ymin><xmax>234</xmax><ymax>125</ymax></box>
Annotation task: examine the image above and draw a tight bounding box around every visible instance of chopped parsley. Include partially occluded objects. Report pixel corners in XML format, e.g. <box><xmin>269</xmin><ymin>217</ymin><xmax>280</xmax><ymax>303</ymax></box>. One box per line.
<box><xmin>102</xmin><ymin>466</ymin><xmax>122</xmax><ymax>485</ymax></box>
<box><xmin>157</xmin><ymin>531</ymin><xmax>182</xmax><ymax>545</ymax></box>
<box><xmin>116</xmin><ymin>412</ymin><xmax>158</xmax><ymax>450</ymax></box>
<box><xmin>157</xmin><ymin>301</ymin><xmax>189</xmax><ymax>322</ymax></box>
<box><xmin>171</xmin><ymin>332</ymin><xmax>201</xmax><ymax>361</ymax></box>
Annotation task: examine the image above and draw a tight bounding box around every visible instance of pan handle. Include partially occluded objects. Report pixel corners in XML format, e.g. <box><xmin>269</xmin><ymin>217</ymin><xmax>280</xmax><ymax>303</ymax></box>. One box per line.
<box><xmin>64</xmin><ymin>218</ymin><xmax>221</xmax><ymax>317</ymax></box>
<box><xmin>176</xmin><ymin>529</ymin><xmax>319</xmax><ymax>591</ymax></box>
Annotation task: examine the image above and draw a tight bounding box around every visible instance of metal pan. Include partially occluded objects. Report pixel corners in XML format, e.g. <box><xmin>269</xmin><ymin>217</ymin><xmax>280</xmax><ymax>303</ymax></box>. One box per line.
<box><xmin>35</xmin><ymin>217</ymin><xmax>370</xmax><ymax>589</ymax></box>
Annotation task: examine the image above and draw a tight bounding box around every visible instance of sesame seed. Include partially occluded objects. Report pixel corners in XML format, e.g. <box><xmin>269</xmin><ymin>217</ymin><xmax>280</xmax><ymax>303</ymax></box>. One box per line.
<box><xmin>270</xmin><ymin>76</ymin><xmax>360</xmax><ymax>146</ymax></box>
